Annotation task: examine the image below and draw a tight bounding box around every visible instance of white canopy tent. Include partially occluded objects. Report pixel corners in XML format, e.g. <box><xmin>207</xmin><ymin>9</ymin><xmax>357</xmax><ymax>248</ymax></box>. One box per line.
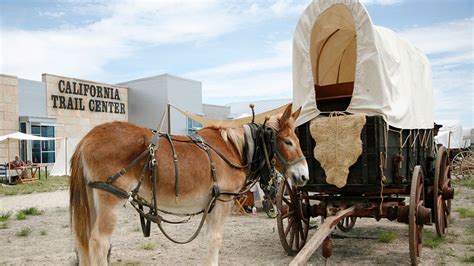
<box><xmin>0</xmin><ymin>132</ymin><xmax>58</xmax><ymax>142</ymax></box>
<box><xmin>50</xmin><ymin>138</ymin><xmax>80</xmax><ymax>176</ymax></box>
<box><xmin>293</xmin><ymin>0</ymin><xmax>433</xmax><ymax>129</ymax></box>
<box><xmin>435</xmin><ymin>120</ymin><xmax>468</xmax><ymax>149</ymax></box>
<box><xmin>0</xmin><ymin>132</ymin><xmax>58</xmax><ymax>181</ymax></box>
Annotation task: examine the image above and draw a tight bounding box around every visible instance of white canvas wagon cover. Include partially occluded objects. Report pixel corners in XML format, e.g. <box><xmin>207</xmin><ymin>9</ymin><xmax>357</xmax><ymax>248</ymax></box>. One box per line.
<box><xmin>293</xmin><ymin>0</ymin><xmax>433</xmax><ymax>129</ymax></box>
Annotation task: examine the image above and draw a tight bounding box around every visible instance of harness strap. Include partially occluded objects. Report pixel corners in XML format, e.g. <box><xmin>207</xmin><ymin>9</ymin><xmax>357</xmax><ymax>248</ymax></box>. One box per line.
<box><xmin>178</xmin><ymin>135</ymin><xmax>248</xmax><ymax>169</ymax></box>
<box><xmin>275</xmin><ymin>148</ymin><xmax>306</xmax><ymax>176</ymax></box>
<box><xmin>88</xmin><ymin>181</ymin><xmax>130</xmax><ymax>199</ymax></box>
<box><xmin>188</xmin><ymin>134</ymin><xmax>222</xmax><ymax>212</ymax></box>
<box><xmin>138</xmin><ymin>204</ymin><xmax>151</xmax><ymax>237</ymax></box>
<box><xmin>106</xmin><ymin>148</ymin><xmax>150</xmax><ymax>184</ymax></box>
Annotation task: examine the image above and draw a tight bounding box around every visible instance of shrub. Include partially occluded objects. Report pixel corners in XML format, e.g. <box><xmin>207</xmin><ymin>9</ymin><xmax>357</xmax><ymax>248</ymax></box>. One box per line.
<box><xmin>0</xmin><ymin>212</ymin><xmax>12</xmax><ymax>222</ymax></box>
<box><xmin>454</xmin><ymin>207</ymin><xmax>474</xmax><ymax>218</ymax></box>
<box><xmin>424</xmin><ymin>231</ymin><xmax>443</xmax><ymax>249</ymax></box>
<box><xmin>462</xmin><ymin>255</ymin><xmax>474</xmax><ymax>263</ymax></box>
<box><xmin>141</xmin><ymin>242</ymin><xmax>156</xmax><ymax>250</ymax></box>
<box><xmin>16</xmin><ymin>227</ymin><xmax>32</xmax><ymax>237</ymax></box>
<box><xmin>20</xmin><ymin>207</ymin><xmax>43</xmax><ymax>216</ymax></box>
<box><xmin>377</xmin><ymin>231</ymin><xmax>397</xmax><ymax>243</ymax></box>
<box><xmin>16</xmin><ymin>212</ymin><xmax>27</xmax><ymax>220</ymax></box>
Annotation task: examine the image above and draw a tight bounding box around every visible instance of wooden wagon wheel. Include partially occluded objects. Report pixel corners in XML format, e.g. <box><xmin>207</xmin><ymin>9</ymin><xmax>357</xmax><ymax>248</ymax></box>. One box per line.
<box><xmin>336</xmin><ymin>216</ymin><xmax>357</xmax><ymax>232</ymax></box>
<box><xmin>434</xmin><ymin>146</ymin><xmax>452</xmax><ymax>237</ymax></box>
<box><xmin>409</xmin><ymin>166</ymin><xmax>425</xmax><ymax>265</ymax></box>
<box><xmin>451</xmin><ymin>150</ymin><xmax>474</xmax><ymax>178</ymax></box>
<box><xmin>276</xmin><ymin>179</ymin><xmax>310</xmax><ymax>255</ymax></box>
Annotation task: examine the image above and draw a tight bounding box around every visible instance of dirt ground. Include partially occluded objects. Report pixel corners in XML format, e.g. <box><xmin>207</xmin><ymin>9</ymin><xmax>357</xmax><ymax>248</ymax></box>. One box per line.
<box><xmin>0</xmin><ymin>184</ymin><xmax>472</xmax><ymax>265</ymax></box>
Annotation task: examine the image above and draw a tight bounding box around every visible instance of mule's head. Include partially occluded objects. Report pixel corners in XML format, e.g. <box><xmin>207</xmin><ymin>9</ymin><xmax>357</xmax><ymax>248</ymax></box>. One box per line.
<box><xmin>272</xmin><ymin>104</ymin><xmax>309</xmax><ymax>187</ymax></box>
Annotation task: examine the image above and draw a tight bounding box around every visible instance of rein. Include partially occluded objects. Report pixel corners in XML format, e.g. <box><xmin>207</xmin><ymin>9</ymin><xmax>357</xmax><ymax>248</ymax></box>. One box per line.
<box><xmin>87</xmin><ymin>123</ymin><xmax>304</xmax><ymax>244</ymax></box>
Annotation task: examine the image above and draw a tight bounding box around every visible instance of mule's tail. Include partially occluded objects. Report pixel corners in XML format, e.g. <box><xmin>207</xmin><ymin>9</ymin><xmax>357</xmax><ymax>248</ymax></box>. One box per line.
<box><xmin>69</xmin><ymin>143</ymin><xmax>91</xmax><ymax>260</ymax></box>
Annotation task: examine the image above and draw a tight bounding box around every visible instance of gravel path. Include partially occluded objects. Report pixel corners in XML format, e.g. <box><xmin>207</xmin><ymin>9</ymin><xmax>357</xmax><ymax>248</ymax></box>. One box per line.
<box><xmin>0</xmin><ymin>190</ymin><xmax>69</xmax><ymax>212</ymax></box>
<box><xmin>0</xmin><ymin>186</ymin><xmax>472</xmax><ymax>265</ymax></box>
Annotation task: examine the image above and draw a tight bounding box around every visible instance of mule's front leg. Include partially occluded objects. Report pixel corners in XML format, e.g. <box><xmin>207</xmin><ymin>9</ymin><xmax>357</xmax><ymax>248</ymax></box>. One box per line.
<box><xmin>206</xmin><ymin>201</ymin><xmax>231</xmax><ymax>266</ymax></box>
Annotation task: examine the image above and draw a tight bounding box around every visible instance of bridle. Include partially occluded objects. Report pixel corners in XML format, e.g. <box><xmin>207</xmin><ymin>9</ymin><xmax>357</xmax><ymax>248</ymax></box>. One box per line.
<box><xmin>246</xmin><ymin>122</ymin><xmax>306</xmax><ymax>191</ymax></box>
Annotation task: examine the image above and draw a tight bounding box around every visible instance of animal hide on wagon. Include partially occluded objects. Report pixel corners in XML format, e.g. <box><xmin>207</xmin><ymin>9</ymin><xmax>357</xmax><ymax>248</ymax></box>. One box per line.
<box><xmin>309</xmin><ymin>114</ymin><xmax>366</xmax><ymax>188</ymax></box>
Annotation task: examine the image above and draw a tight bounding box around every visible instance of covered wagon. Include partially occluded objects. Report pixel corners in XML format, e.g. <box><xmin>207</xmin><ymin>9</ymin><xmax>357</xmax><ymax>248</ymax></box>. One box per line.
<box><xmin>276</xmin><ymin>0</ymin><xmax>454</xmax><ymax>265</ymax></box>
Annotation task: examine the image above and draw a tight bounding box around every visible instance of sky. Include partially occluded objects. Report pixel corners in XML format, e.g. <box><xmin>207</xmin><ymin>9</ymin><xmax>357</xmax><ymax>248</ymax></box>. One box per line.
<box><xmin>0</xmin><ymin>0</ymin><xmax>473</xmax><ymax>127</ymax></box>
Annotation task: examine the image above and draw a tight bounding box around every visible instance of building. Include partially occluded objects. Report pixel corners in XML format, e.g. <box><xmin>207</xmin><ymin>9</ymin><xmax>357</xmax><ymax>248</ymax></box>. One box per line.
<box><xmin>118</xmin><ymin>74</ymin><xmax>202</xmax><ymax>135</ymax></box>
<box><xmin>0</xmin><ymin>72</ymin><xmax>290</xmax><ymax>166</ymax></box>
<box><xmin>0</xmin><ymin>73</ymin><xmax>202</xmax><ymax>164</ymax></box>
<box><xmin>202</xmin><ymin>104</ymin><xmax>230</xmax><ymax>120</ymax></box>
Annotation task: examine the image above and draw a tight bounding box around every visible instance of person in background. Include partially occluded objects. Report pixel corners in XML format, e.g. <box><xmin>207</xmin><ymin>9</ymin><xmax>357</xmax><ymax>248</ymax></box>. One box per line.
<box><xmin>9</xmin><ymin>156</ymin><xmax>25</xmax><ymax>169</ymax></box>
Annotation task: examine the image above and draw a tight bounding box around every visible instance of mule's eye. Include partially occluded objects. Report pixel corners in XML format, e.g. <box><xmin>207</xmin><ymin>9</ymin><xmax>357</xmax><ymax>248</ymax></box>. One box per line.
<box><xmin>284</xmin><ymin>139</ymin><xmax>293</xmax><ymax>146</ymax></box>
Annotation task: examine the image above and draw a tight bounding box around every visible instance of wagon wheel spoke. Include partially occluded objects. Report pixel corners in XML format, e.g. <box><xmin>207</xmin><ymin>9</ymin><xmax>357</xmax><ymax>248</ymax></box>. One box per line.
<box><xmin>294</xmin><ymin>222</ymin><xmax>300</xmax><ymax>249</ymax></box>
<box><xmin>300</xmin><ymin>223</ymin><xmax>307</xmax><ymax>248</ymax></box>
<box><xmin>284</xmin><ymin>217</ymin><xmax>294</xmax><ymax>236</ymax></box>
<box><xmin>289</xmin><ymin>222</ymin><xmax>296</xmax><ymax>249</ymax></box>
<box><xmin>282</xmin><ymin>210</ymin><xmax>295</xmax><ymax>219</ymax></box>
<box><xmin>282</xmin><ymin>196</ymin><xmax>291</xmax><ymax>206</ymax></box>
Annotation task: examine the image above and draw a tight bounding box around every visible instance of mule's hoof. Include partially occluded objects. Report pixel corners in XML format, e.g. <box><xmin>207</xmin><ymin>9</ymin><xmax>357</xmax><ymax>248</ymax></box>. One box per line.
<box><xmin>107</xmin><ymin>245</ymin><xmax>112</xmax><ymax>263</ymax></box>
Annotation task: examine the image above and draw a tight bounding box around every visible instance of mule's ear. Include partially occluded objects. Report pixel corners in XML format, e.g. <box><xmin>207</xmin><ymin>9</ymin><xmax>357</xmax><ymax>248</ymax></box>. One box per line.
<box><xmin>280</xmin><ymin>103</ymin><xmax>293</xmax><ymax>123</ymax></box>
<box><xmin>292</xmin><ymin>106</ymin><xmax>302</xmax><ymax>120</ymax></box>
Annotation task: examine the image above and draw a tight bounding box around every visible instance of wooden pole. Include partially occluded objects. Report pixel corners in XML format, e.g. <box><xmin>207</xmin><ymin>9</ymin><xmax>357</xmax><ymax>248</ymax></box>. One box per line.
<box><xmin>289</xmin><ymin>206</ymin><xmax>355</xmax><ymax>266</ymax></box>
<box><xmin>7</xmin><ymin>138</ymin><xmax>10</xmax><ymax>182</ymax></box>
<box><xmin>167</xmin><ymin>103</ymin><xmax>171</xmax><ymax>134</ymax></box>
<box><xmin>65</xmin><ymin>138</ymin><xmax>68</xmax><ymax>176</ymax></box>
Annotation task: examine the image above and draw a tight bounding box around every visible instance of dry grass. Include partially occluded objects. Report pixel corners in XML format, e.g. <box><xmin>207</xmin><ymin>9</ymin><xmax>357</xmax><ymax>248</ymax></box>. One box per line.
<box><xmin>16</xmin><ymin>227</ymin><xmax>32</xmax><ymax>237</ymax></box>
<box><xmin>0</xmin><ymin>175</ymin><xmax>69</xmax><ymax>196</ymax></box>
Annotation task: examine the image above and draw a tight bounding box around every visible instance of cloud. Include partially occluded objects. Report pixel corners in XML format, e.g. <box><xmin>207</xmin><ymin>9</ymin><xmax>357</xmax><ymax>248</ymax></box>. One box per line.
<box><xmin>398</xmin><ymin>17</ymin><xmax>474</xmax><ymax>126</ymax></box>
<box><xmin>38</xmin><ymin>11</ymin><xmax>66</xmax><ymax>18</ymax></box>
<box><xmin>0</xmin><ymin>0</ymin><xmax>305</xmax><ymax>80</ymax></box>
<box><xmin>186</xmin><ymin>39</ymin><xmax>292</xmax><ymax>78</ymax></box>
<box><xmin>398</xmin><ymin>17</ymin><xmax>473</xmax><ymax>55</ymax></box>
<box><xmin>185</xmin><ymin>39</ymin><xmax>293</xmax><ymax>102</ymax></box>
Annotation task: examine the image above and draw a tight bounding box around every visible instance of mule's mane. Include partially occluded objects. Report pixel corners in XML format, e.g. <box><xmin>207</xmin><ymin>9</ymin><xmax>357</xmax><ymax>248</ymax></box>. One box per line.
<box><xmin>201</xmin><ymin>115</ymin><xmax>283</xmax><ymax>158</ymax></box>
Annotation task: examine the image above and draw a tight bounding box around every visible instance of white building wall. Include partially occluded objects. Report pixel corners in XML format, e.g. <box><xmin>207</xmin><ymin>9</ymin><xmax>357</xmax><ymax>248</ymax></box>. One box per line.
<box><xmin>118</xmin><ymin>75</ymin><xmax>168</xmax><ymax>130</ymax></box>
<box><xmin>203</xmin><ymin>104</ymin><xmax>230</xmax><ymax>120</ymax></box>
<box><xmin>167</xmin><ymin>75</ymin><xmax>202</xmax><ymax>135</ymax></box>
<box><xmin>18</xmin><ymin>78</ymin><xmax>48</xmax><ymax>117</ymax></box>
<box><xmin>119</xmin><ymin>74</ymin><xmax>202</xmax><ymax>135</ymax></box>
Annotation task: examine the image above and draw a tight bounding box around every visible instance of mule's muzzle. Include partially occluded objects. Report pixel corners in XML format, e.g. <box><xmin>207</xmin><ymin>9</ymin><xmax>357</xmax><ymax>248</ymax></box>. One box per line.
<box><xmin>292</xmin><ymin>173</ymin><xmax>308</xmax><ymax>187</ymax></box>
<box><xmin>290</xmin><ymin>163</ymin><xmax>309</xmax><ymax>187</ymax></box>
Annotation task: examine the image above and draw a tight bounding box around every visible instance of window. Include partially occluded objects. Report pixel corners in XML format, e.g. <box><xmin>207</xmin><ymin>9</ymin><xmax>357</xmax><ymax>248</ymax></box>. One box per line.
<box><xmin>31</xmin><ymin>125</ymin><xmax>55</xmax><ymax>164</ymax></box>
<box><xmin>187</xmin><ymin>117</ymin><xmax>202</xmax><ymax>135</ymax></box>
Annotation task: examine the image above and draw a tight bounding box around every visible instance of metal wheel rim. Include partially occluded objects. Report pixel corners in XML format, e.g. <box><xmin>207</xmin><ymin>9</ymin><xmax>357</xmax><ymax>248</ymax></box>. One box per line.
<box><xmin>276</xmin><ymin>180</ymin><xmax>309</xmax><ymax>255</ymax></box>
<box><xmin>409</xmin><ymin>166</ymin><xmax>424</xmax><ymax>265</ymax></box>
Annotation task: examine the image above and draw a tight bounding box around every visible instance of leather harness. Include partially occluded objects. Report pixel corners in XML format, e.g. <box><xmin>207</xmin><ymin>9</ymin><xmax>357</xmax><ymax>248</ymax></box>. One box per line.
<box><xmin>88</xmin><ymin>123</ymin><xmax>305</xmax><ymax>244</ymax></box>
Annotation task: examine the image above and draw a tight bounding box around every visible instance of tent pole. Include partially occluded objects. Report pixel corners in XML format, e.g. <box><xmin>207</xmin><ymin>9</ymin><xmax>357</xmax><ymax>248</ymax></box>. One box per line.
<box><xmin>7</xmin><ymin>138</ymin><xmax>10</xmax><ymax>183</ymax></box>
<box><xmin>65</xmin><ymin>138</ymin><xmax>68</xmax><ymax>176</ymax></box>
<box><xmin>167</xmin><ymin>103</ymin><xmax>171</xmax><ymax>134</ymax></box>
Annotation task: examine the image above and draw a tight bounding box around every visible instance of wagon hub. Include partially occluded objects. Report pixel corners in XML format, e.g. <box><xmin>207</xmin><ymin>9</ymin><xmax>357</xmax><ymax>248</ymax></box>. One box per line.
<box><xmin>442</xmin><ymin>186</ymin><xmax>454</xmax><ymax>200</ymax></box>
<box><xmin>416</xmin><ymin>206</ymin><xmax>432</xmax><ymax>225</ymax></box>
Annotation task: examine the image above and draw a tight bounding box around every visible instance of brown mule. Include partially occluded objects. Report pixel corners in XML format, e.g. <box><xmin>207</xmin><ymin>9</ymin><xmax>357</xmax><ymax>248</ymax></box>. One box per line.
<box><xmin>69</xmin><ymin>104</ymin><xmax>308</xmax><ymax>265</ymax></box>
